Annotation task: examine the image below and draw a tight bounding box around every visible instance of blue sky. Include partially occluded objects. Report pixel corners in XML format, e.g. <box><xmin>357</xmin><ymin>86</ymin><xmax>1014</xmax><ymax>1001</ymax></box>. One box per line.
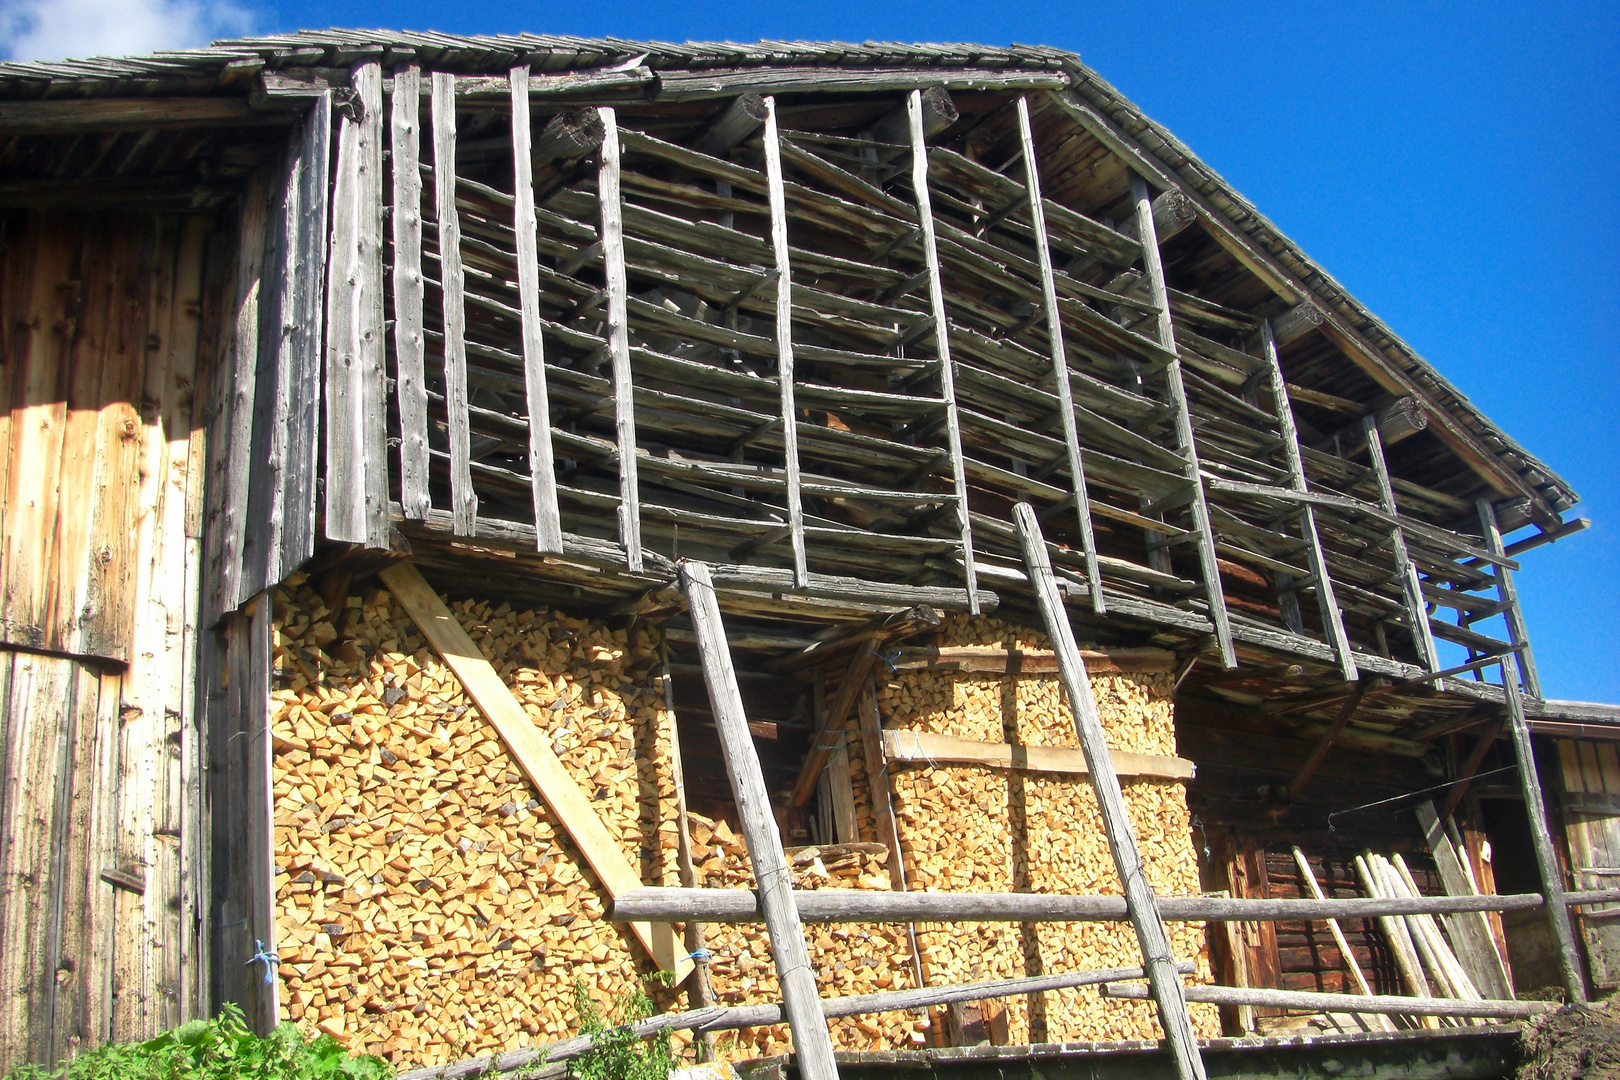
<box><xmin>5</xmin><ymin>0</ymin><xmax>1615</xmax><ymax>700</ymax></box>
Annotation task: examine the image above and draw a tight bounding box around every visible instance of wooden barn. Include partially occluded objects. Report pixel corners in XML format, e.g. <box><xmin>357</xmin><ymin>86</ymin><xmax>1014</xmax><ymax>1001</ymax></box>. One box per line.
<box><xmin>1</xmin><ymin>30</ymin><xmax>1616</xmax><ymax>1080</ymax></box>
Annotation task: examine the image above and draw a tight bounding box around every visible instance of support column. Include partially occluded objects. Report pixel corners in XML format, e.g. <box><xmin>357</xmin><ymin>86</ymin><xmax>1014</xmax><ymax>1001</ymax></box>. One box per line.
<box><xmin>431</xmin><ymin>72</ymin><xmax>476</xmax><ymax>536</ymax></box>
<box><xmin>761</xmin><ymin>96</ymin><xmax>807</xmax><ymax>586</ymax></box>
<box><xmin>1014</xmin><ymin>504</ymin><xmax>1206</xmax><ymax>1080</ymax></box>
<box><xmin>510</xmin><ymin>66</ymin><xmax>564</xmax><ymax>554</ymax></box>
<box><xmin>908</xmin><ymin>89</ymin><xmax>978</xmax><ymax>615</ymax></box>
<box><xmin>1364</xmin><ymin>416</ymin><xmax>1441</xmax><ymax>671</ymax></box>
<box><xmin>679</xmin><ymin>561</ymin><xmax>839</xmax><ymax>1080</ymax></box>
<box><xmin>1478</xmin><ymin>500</ymin><xmax>1542</xmax><ymax>698</ymax></box>
<box><xmin>390</xmin><ymin>64</ymin><xmax>430</xmax><ymax>521</ymax></box>
<box><xmin>1017</xmin><ymin>96</ymin><xmax>1103</xmax><ymax>613</ymax></box>
<box><xmin>1130</xmin><ymin>175</ymin><xmax>1233</xmax><ymax>669</ymax></box>
<box><xmin>597</xmin><ymin>106</ymin><xmax>642</xmax><ymax>571</ymax></box>
<box><xmin>1261</xmin><ymin>320</ymin><xmax>1356</xmax><ymax>681</ymax></box>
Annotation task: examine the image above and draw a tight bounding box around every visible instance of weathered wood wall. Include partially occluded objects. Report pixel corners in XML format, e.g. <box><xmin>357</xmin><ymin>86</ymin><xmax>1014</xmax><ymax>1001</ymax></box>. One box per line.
<box><xmin>0</xmin><ymin>204</ymin><xmax>228</xmax><ymax>1070</ymax></box>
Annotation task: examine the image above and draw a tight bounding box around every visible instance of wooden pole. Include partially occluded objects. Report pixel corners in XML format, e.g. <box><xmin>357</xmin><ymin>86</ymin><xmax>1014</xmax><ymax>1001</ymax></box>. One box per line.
<box><xmin>761</xmin><ymin>96</ymin><xmax>807</xmax><ymax>587</ymax></box>
<box><xmin>608</xmin><ymin>886</ymin><xmax>1546</xmax><ymax>925</ymax></box>
<box><xmin>1363</xmin><ymin>417</ymin><xmax>1440</xmax><ymax>671</ymax></box>
<box><xmin>1290</xmin><ymin>847</ymin><xmax>1395</xmax><ymax>1032</ymax></box>
<box><xmin>1478</xmin><ymin>500</ymin><xmax>1542</xmax><ymax>698</ymax></box>
<box><xmin>1014</xmin><ymin>503</ymin><xmax>1205</xmax><ymax>1080</ymax></box>
<box><xmin>790</xmin><ymin>645</ymin><xmax>879</xmax><ymax>808</ymax></box>
<box><xmin>1440</xmin><ymin>719</ymin><xmax>1506</xmax><ymax>822</ymax></box>
<box><xmin>855</xmin><ymin>677</ymin><xmax>927</xmax><ymax>992</ymax></box>
<box><xmin>678</xmin><ymin>561</ymin><xmax>839</xmax><ymax>1080</ymax></box>
<box><xmin>508</xmin><ymin>65</ymin><xmax>563</xmax><ymax>555</ymax></box>
<box><xmin>1131</xmin><ymin>175</ymin><xmax>1233</xmax><ymax>669</ymax></box>
<box><xmin>1415</xmin><ymin>799</ymin><xmax>1513</xmax><ymax>999</ymax></box>
<box><xmin>1100</xmin><ymin>982</ymin><xmax>1552</xmax><ymax>1021</ymax></box>
<box><xmin>659</xmin><ymin>640</ymin><xmax>715</xmax><ymax>1061</ymax></box>
<box><xmin>1286</xmin><ymin>682</ymin><xmax>1369</xmax><ymax>802</ymax></box>
<box><xmin>1016</xmin><ymin>95</ymin><xmax>1103</xmax><ymax>613</ymax></box>
<box><xmin>1261</xmin><ymin>320</ymin><xmax>1356</xmax><ymax>681</ymax></box>
<box><xmin>597</xmin><ymin>106</ymin><xmax>642</xmax><ymax>571</ymax></box>
<box><xmin>908</xmin><ymin>89</ymin><xmax>979</xmax><ymax>615</ymax></box>
<box><xmin>431</xmin><ymin>72</ymin><xmax>476</xmax><ymax>536</ymax></box>
<box><xmin>389</xmin><ymin>64</ymin><xmax>430</xmax><ymax>521</ymax></box>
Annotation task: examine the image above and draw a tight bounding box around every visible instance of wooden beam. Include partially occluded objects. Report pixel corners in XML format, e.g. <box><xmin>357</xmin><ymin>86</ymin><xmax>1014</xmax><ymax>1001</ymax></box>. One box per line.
<box><xmin>1440</xmin><ymin>718</ymin><xmax>1507</xmax><ymax>821</ymax></box>
<box><xmin>1018</xmin><ymin>95</ymin><xmax>1102</xmax><ymax>612</ymax></box>
<box><xmin>391</xmin><ymin>65</ymin><xmax>431</xmax><ymax>521</ymax></box>
<box><xmin>1014</xmin><ymin>503</ymin><xmax>1206</xmax><ymax>1080</ymax></box>
<box><xmin>890</xmin><ymin>644</ymin><xmax>1175</xmax><ymax>675</ymax></box>
<box><xmin>1478</xmin><ymin>500</ymin><xmax>1542</xmax><ymax>698</ymax></box>
<box><xmin>510</xmin><ymin>66</ymin><xmax>564</xmax><ymax>554</ymax></box>
<box><xmin>376</xmin><ymin>562</ymin><xmax>688</xmax><ymax>981</ymax></box>
<box><xmin>691</xmin><ymin>93</ymin><xmax>769</xmax><ymax>157</ymax></box>
<box><xmin>791</xmin><ymin>646</ymin><xmax>880</xmax><ymax>808</ymax></box>
<box><xmin>1100</xmin><ymin>981</ymin><xmax>1552</xmax><ymax>1020</ymax></box>
<box><xmin>1262</xmin><ymin>319</ymin><xmax>1356</xmax><ymax>682</ymax></box>
<box><xmin>323</xmin><ymin>61</ymin><xmax>389</xmax><ymax>548</ymax></box>
<box><xmin>1271</xmin><ymin>302</ymin><xmax>1324</xmax><ymax>348</ymax></box>
<box><xmin>871</xmin><ymin>85</ymin><xmax>958</xmax><ymax>146</ymax></box>
<box><xmin>1151</xmin><ymin>189</ymin><xmax>1198</xmax><ymax>244</ymax></box>
<box><xmin>532</xmin><ymin>107</ymin><xmax>606</xmax><ymax>162</ymax></box>
<box><xmin>659</xmin><ymin>642</ymin><xmax>716</xmax><ymax>1061</ymax></box>
<box><xmin>432</xmin><ymin>73</ymin><xmax>477</xmax><ymax>536</ymax></box>
<box><xmin>609</xmin><ymin>886</ymin><xmax>1546</xmax><ymax>924</ymax></box>
<box><xmin>908</xmin><ymin>89</ymin><xmax>979</xmax><ymax>615</ymax></box>
<box><xmin>1365</xmin><ymin>416</ymin><xmax>1441</xmax><ymax>672</ymax></box>
<box><xmin>1286</xmin><ymin>681</ymin><xmax>1369</xmax><ymax>801</ymax></box>
<box><xmin>0</xmin><ymin>96</ymin><xmax>273</xmax><ymax>134</ymax></box>
<box><xmin>883</xmin><ymin>729</ymin><xmax>1194</xmax><ymax>780</ymax></box>
<box><xmin>596</xmin><ymin>106</ymin><xmax>642</xmax><ymax>571</ymax></box>
<box><xmin>678</xmin><ymin>561</ymin><xmax>839</xmax><ymax>1080</ymax></box>
<box><xmin>762</xmin><ymin>97</ymin><xmax>807</xmax><ymax>586</ymax></box>
<box><xmin>1314</xmin><ymin>397</ymin><xmax>1428</xmax><ymax>457</ymax></box>
<box><xmin>1414</xmin><ymin>801</ymin><xmax>1513</xmax><ymax>1000</ymax></box>
<box><xmin>1132</xmin><ymin>174</ymin><xmax>1233</xmax><ymax>670</ymax></box>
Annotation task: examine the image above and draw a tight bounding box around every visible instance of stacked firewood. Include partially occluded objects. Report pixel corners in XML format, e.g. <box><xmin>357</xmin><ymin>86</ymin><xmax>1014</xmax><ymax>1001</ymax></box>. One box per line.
<box><xmin>865</xmin><ymin>614</ymin><xmax>1221</xmax><ymax>1043</ymax></box>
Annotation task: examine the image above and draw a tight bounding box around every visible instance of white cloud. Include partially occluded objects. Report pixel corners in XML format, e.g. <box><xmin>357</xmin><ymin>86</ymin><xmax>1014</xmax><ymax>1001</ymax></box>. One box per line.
<box><xmin>0</xmin><ymin>0</ymin><xmax>254</xmax><ymax>63</ymax></box>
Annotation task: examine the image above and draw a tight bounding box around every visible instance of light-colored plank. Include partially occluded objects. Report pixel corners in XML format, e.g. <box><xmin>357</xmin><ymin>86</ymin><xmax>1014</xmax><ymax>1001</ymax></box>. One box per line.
<box><xmin>892</xmin><ymin>643</ymin><xmax>1175</xmax><ymax>675</ymax></box>
<box><xmin>678</xmin><ymin>560</ymin><xmax>838</xmax><ymax>1080</ymax></box>
<box><xmin>1017</xmin><ymin>95</ymin><xmax>1102</xmax><ymax>612</ymax></box>
<box><xmin>596</xmin><ymin>106</ymin><xmax>642</xmax><ymax>570</ymax></box>
<box><xmin>1415</xmin><ymin>801</ymin><xmax>1513</xmax><ymax>999</ymax></box>
<box><xmin>883</xmin><ymin>727</ymin><xmax>1195</xmax><ymax>781</ymax></box>
<box><xmin>1015</xmin><ymin>503</ymin><xmax>1205</xmax><ymax>1080</ymax></box>
<box><xmin>1290</xmin><ymin>847</ymin><xmax>1395</xmax><ymax>1032</ymax></box>
<box><xmin>509</xmin><ymin>66</ymin><xmax>563</xmax><ymax>554</ymax></box>
<box><xmin>907</xmin><ymin>89</ymin><xmax>977</xmax><ymax>615</ymax></box>
<box><xmin>761</xmin><ymin>96</ymin><xmax>807</xmax><ymax>584</ymax></box>
<box><xmin>391</xmin><ymin>65</ymin><xmax>431</xmax><ymax>521</ymax></box>
<box><xmin>1361</xmin><ymin>413</ymin><xmax>1440</xmax><ymax>671</ymax></box>
<box><xmin>377</xmin><ymin>562</ymin><xmax>687</xmax><ymax>980</ymax></box>
<box><xmin>433</xmin><ymin>72</ymin><xmax>477</xmax><ymax>536</ymax></box>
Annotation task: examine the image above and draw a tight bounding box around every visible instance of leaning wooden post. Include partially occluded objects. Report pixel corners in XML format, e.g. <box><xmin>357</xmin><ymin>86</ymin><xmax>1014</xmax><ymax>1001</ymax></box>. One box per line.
<box><xmin>1013</xmin><ymin>503</ymin><xmax>1206</xmax><ymax>1080</ymax></box>
<box><xmin>596</xmin><ymin>106</ymin><xmax>642</xmax><ymax>571</ymax></box>
<box><xmin>678</xmin><ymin>561</ymin><xmax>840</xmax><ymax>1080</ymax></box>
<box><xmin>509</xmin><ymin>66</ymin><xmax>564</xmax><ymax>554</ymax></box>
<box><xmin>1480</xmin><ymin>507</ymin><xmax>1586</xmax><ymax>1003</ymax></box>
<box><xmin>1016</xmin><ymin>95</ymin><xmax>1103</xmax><ymax>614</ymax></box>
<box><xmin>761</xmin><ymin>96</ymin><xmax>807</xmax><ymax>587</ymax></box>
<box><xmin>907</xmin><ymin>88</ymin><xmax>979</xmax><ymax>615</ymax></box>
<box><xmin>1364</xmin><ymin>416</ymin><xmax>1441</xmax><ymax>672</ymax></box>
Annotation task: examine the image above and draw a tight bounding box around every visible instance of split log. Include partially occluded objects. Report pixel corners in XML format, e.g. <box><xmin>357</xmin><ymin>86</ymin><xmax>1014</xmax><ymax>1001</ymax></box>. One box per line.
<box><xmin>532</xmin><ymin>107</ymin><xmax>606</xmax><ymax>163</ymax></box>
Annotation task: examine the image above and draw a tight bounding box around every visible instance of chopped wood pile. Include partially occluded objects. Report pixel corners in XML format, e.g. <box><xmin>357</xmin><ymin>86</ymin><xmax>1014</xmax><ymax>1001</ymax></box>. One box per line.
<box><xmin>868</xmin><ymin>614</ymin><xmax>1221</xmax><ymax>1043</ymax></box>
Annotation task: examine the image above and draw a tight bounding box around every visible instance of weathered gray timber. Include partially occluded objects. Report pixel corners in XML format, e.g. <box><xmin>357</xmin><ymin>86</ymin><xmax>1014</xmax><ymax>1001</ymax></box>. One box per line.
<box><xmin>323</xmin><ymin>60</ymin><xmax>388</xmax><ymax>547</ymax></box>
<box><xmin>762</xmin><ymin>97</ymin><xmax>807</xmax><ymax>586</ymax></box>
<box><xmin>1364</xmin><ymin>416</ymin><xmax>1441</xmax><ymax>671</ymax></box>
<box><xmin>432</xmin><ymin>72</ymin><xmax>477</xmax><ymax>535</ymax></box>
<box><xmin>598</xmin><ymin>106</ymin><xmax>643</xmax><ymax>570</ymax></box>
<box><xmin>678</xmin><ymin>562</ymin><xmax>838</xmax><ymax>1080</ymax></box>
<box><xmin>608</xmin><ymin>886</ymin><xmax>1547</xmax><ymax>924</ymax></box>
<box><xmin>1099</xmin><ymin>982</ymin><xmax>1553</xmax><ymax>1020</ymax></box>
<box><xmin>1477</xmin><ymin>500</ymin><xmax>1542</xmax><ymax>698</ymax></box>
<box><xmin>1414</xmin><ymin>801</ymin><xmax>1513</xmax><ymax>1000</ymax></box>
<box><xmin>390</xmin><ymin>64</ymin><xmax>431</xmax><ymax>521</ymax></box>
<box><xmin>509</xmin><ymin>66</ymin><xmax>563</xmax><ymax>553</ymax></box>
<box><xmin>1015</xmin><ymin>504</ymin><xmax>1204</xmax><ymax>1080</ymax></box>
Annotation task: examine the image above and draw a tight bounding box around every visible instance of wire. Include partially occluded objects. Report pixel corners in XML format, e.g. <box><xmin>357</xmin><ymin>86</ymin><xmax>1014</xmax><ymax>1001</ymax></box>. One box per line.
<box><xmin>1325</xmin><ymin>765</ymin><xmax>1518</xmax><ymax>831</ymax></box>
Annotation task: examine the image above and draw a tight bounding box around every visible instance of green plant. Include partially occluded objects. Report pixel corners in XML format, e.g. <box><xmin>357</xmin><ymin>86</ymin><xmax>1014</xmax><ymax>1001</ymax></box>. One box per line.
<box><xmin>5</xmin><ymin>1004</ymin><xmax>393</xmax><ymax>1080</ymax></box>
<box><xmin>560</xmin><ymin>980</ymin><xmax>678</xmax><ymax>1080</ymax></box>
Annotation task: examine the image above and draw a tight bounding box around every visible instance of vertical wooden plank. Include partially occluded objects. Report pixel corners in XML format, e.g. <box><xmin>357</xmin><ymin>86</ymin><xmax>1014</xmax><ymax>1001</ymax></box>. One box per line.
<box><xmin>244</xmin><ymin>599</ymin><xmax>279</xmax><ymax>1031</ymax></box>
<box><xmin>1363</xmin><ymin>415</ymin><xmax>1441</xmax><ymax>672</ymax></box>
<box><xmin>0</xmin><ymin>210</ymin><xmax>73</xmax><ymax>652</ymax></box>
<box><xmin>907</xmin><ymin>90</ymin><xmax>977</xmax><ymax>614</ymax></box>
<box><xmin>855</xmin><ymin>679</ymin><xmax>926</xmax><ymax>991</ymax></box>
<box><xmin>659</xmin><ymin>642</ymin><xmax>716</xmax><ymax>1061</ymax></box>
<box><xmin>1415</xmin><ymin>800</ymin><xmax>1513</xmax><ymax>999</ymax></box>
<box><xmin>1014</xmin><ymin>503</ymin><xmax>1205</xmax><ymax>1080</ymax></box>
<box><xmin>391</xmin><ymin>65</ymin><xmax>431</xmax><ymax>521</ymax></box>
<box><xmin>1130</xmin><ymin>175</ymin><xmax>1234</xmax><ymax>669</ymax></box>
<box><xmin>1016</xmin><ymin>96</ymin><xmax>1103</xmax><ymax>614</ymax></box>
<box><xmin>433</xmin><ymin>72</ymin><xmax>477</xmax><ymax>537</ymax></box>
<box><xmin>324</xmin><ymin>64</ymin><xmax>387</xmax><ymax>547</ymax></box>
<box><xmin>761</xmin><ymin>96</ymin><xmax>807</xmax><ymax>586</ymax></box>
<box><xmin>596</xmin><ymin>106</ymin><xmax>641</xmax><ymax>570</ymax></box>
<box><xmin>1477</xmin><ymin>498</ymin><xmax>1542</xmax><ymax>698</ymax></box>
<box><xmin>0</xmin><ymin>653</ymin><xmax>76</xmax><ymax>1070</ymax></box>
<box><xmin>509</xmin><ymin>66</ymin><xmax>563</xmax><ymax>553</ymax></box>
<box><xmin>678</xmin><ymin>561</ymin><xmax>839</xmax><ymax>1080</ymax></box>
<box><xmin>283</xmin><ymin>92</ymin><xmax>334</xmax><ymax>565</ymax></box>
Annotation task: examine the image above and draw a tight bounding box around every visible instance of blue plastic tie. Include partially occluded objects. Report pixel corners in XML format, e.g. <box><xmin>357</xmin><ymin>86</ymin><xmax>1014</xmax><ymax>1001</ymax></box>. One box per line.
<box><xmin>247</xmin><ymin>940</ymin><xmax>280</xmax><ymax>985</ymax></box>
